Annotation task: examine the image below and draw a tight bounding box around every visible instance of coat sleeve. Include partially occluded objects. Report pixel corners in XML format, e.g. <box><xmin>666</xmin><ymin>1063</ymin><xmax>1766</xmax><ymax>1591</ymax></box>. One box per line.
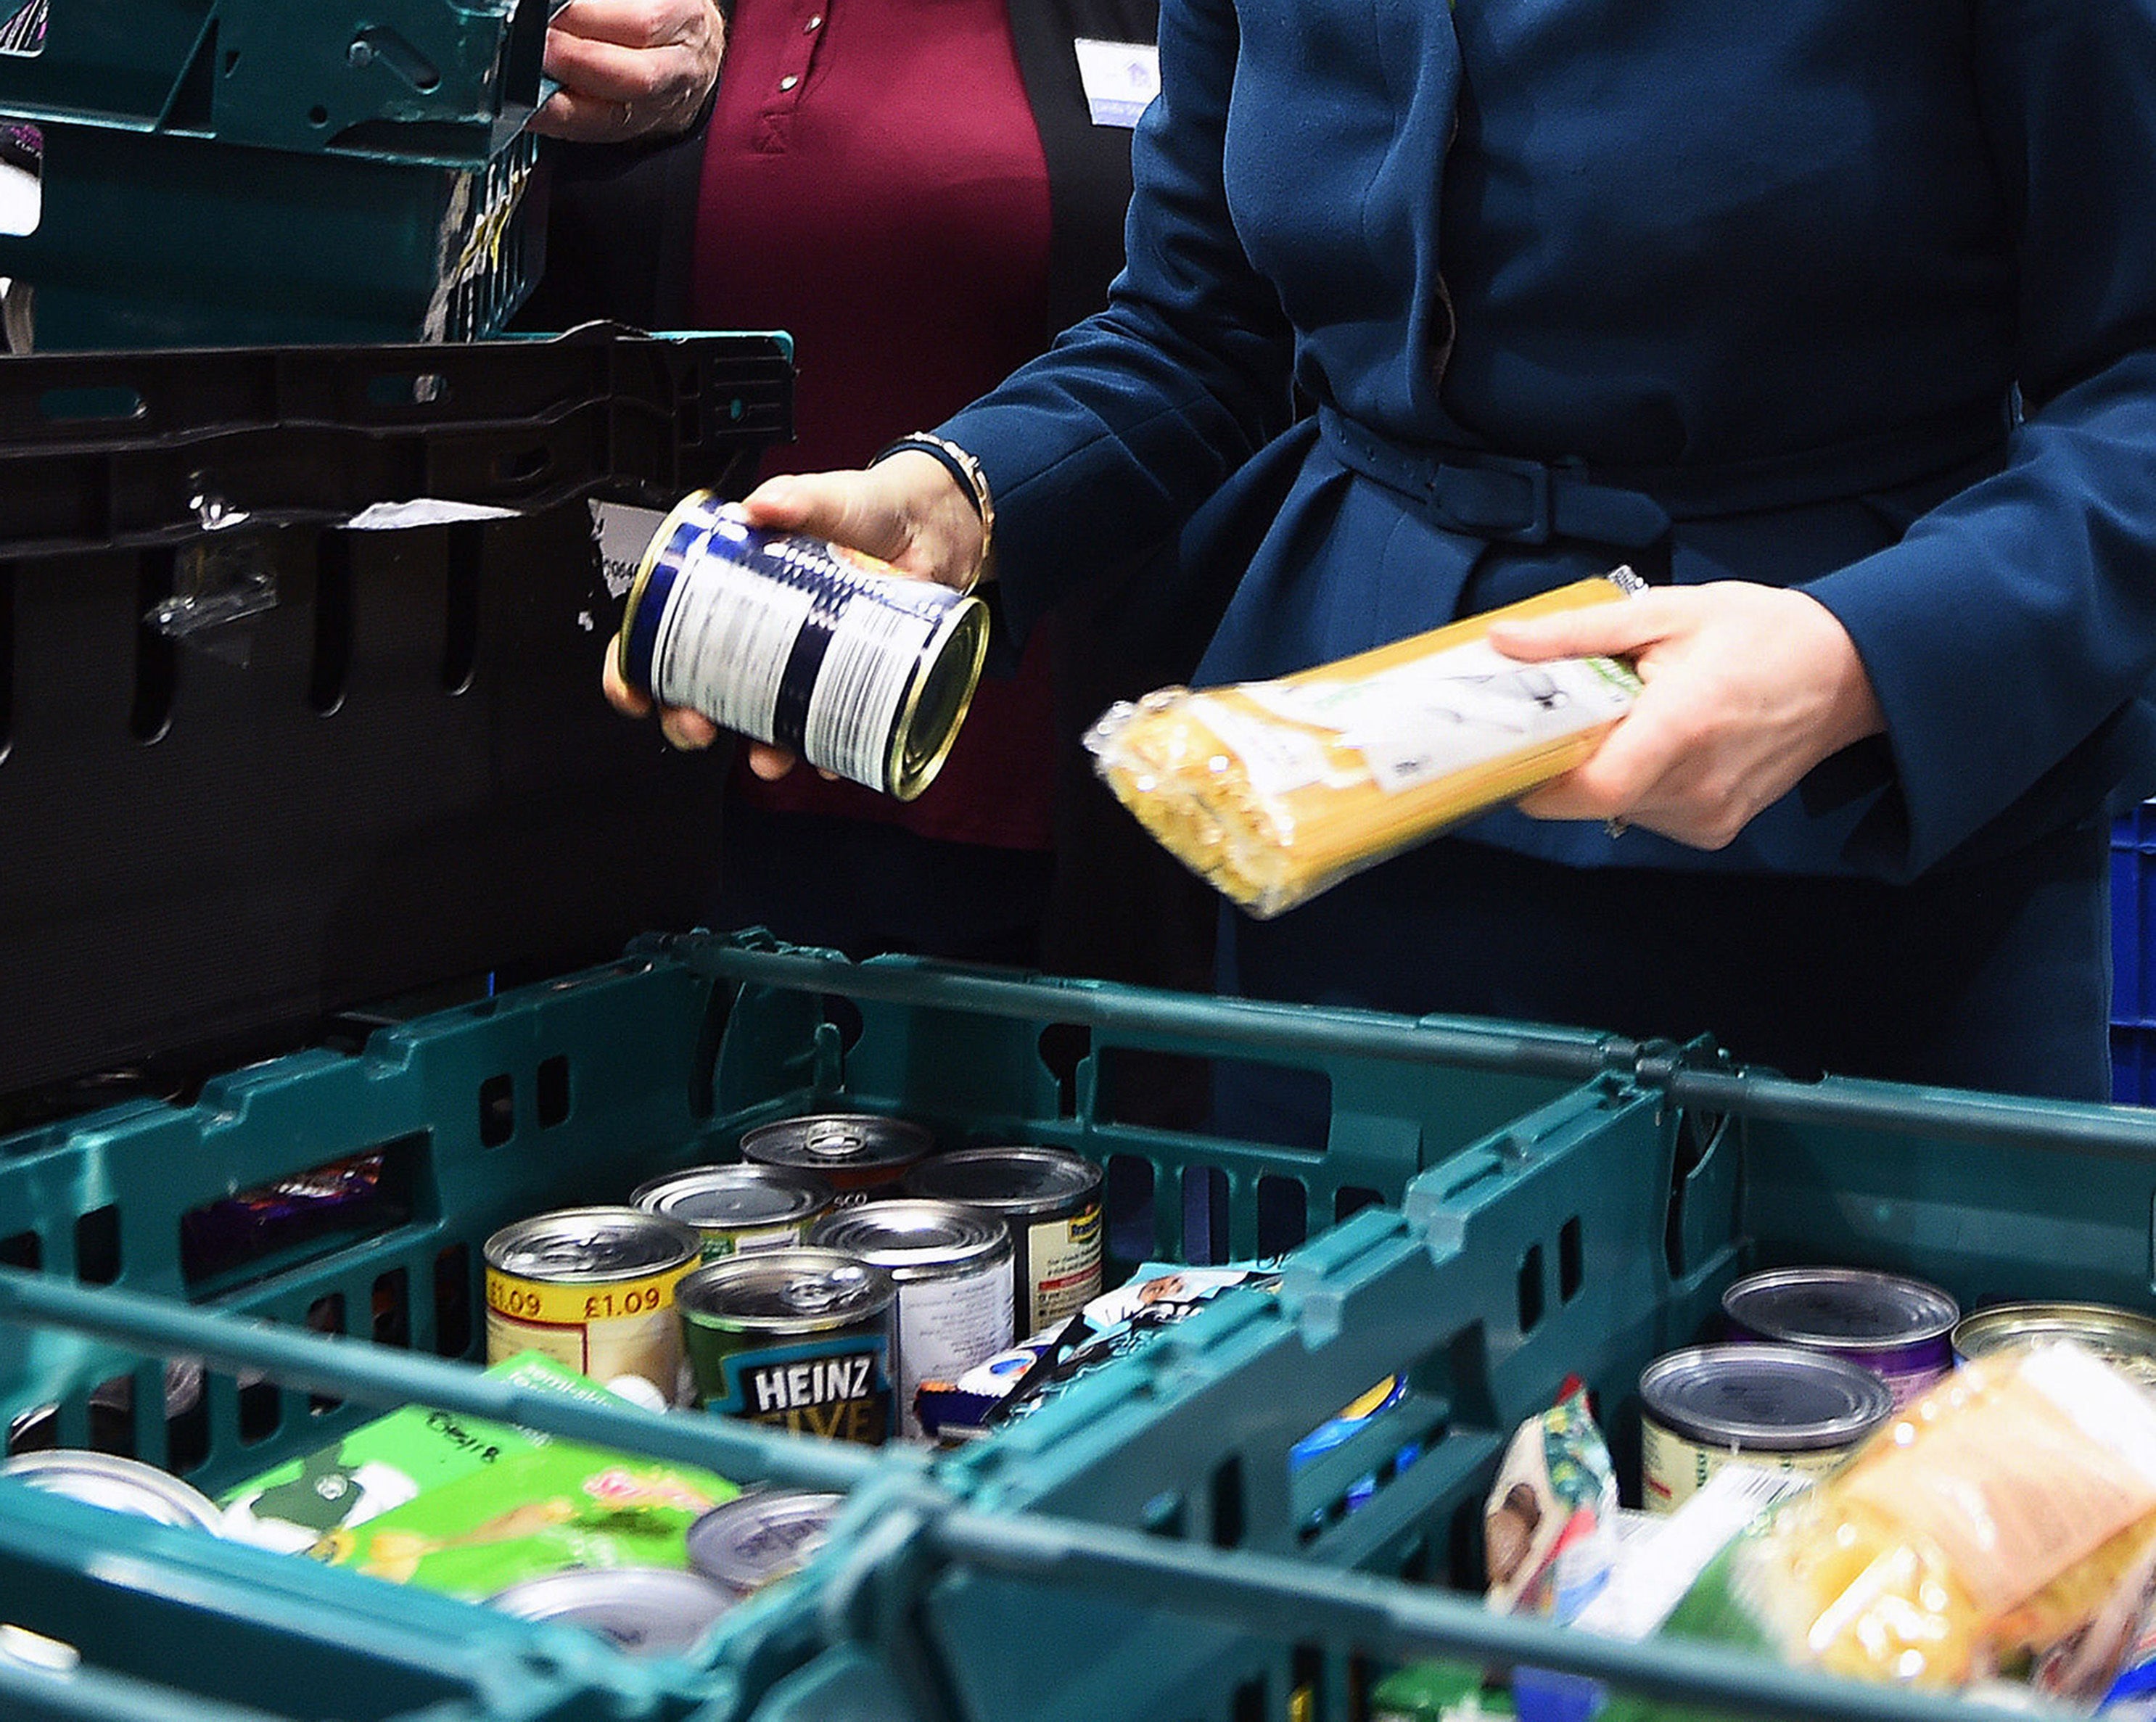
<box><xmin>937</xmin><ymin>0</ymin><xmax>1299</xmax><ymax>640</ymax></box>
<box><xmin>1803</xmin><ymin>0</ymin><xmax>2156</xmax><ymax>878</ymax></box>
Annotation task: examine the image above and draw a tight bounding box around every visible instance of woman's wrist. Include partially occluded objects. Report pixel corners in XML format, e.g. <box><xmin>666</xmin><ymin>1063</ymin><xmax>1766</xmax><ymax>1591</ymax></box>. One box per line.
<box><xmin>871</xmin><ymin>433</ymin><xmax>996</xmax><ymax>588</ymax></box>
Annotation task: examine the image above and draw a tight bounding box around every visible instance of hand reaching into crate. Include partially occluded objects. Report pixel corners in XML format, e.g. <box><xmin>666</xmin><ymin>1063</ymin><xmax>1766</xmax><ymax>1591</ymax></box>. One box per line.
<box><xmin>534</xmin><ymin>0</ymin><xmax>728</xmax><ymax>144</ymax></box>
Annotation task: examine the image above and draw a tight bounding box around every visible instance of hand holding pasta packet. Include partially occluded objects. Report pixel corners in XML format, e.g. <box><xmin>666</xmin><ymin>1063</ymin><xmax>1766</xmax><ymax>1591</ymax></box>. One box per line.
<box><xmin>1083</xmin><ymin>570</ymin><xmax>1647</xmax><ymax>918</ymax></box>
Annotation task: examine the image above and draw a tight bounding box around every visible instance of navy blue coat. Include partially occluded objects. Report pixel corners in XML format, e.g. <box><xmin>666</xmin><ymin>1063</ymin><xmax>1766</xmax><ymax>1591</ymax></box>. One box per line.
<box><xmin>943</xmin><ymin>0</ymin><xmax>2156</xmax><ymax>889</ymax></box>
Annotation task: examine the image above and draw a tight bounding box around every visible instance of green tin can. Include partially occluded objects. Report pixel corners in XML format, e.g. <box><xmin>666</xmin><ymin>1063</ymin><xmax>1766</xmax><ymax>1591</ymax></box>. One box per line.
<box><xmin>675</xmin><ymin>1248</ymin><xmax>897</xmax><ymax>1446</ymax></box>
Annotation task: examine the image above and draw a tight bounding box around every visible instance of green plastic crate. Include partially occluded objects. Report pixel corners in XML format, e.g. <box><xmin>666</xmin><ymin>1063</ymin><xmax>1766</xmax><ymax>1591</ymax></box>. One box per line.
<box><xmin>781</xmin><ymin>1063</ymin><xmax>2156</xmax><ymax>1722</ymax></box>
<box><xmin>0</xmin><ymin>933</ymin><xmax>1633</xmax><ymax>1718</ymax></box>
<box><xmin>0</xmin><ymin>0</ymin><xmax>551</xmax><ymax>164</ymax></box>
<box><xmin>0</xmin><ymin>118</ymin><xmax>543</xmax><ymax>348</ymax></box>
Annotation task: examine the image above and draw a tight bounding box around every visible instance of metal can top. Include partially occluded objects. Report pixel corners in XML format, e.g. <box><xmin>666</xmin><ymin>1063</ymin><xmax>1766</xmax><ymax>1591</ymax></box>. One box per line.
<box><xmin>900</xmin><ymin>1146</ymin><xmax>1103</xmax><ymax>1219</ymax></box>
<box><xmin>485</xmin><ymin>1206</ymin><xmax>702</xmax><ymax>1283</ymax></box>
<box><xmin>686</xmin><ymin>1489</ymin><xmax>846</xmax><ymax>1594</ymax></box>
<box><xmin>1</xmin><ymin>1450</ymin><xmax>225</xmax><ymax>1533</ymax></box>
<box><xmin>486</xmin><ymin>1565</ymin><xmax>736</xmax><ymax>1656</ymax></box>
<box><xmin>810</xmin><ymin>1199</ymin><xmax>1012</xmax><ymax>1280</ymax></box>
<box><xmin>1722</xmin><ymin>1266</ymin><xmax>1959</xmax><ymax>1350</ymax></box>
<box><xmin>1953</xmin><ymin>1301</ymin><xmax>2156</xmax><ymax>1388</ymax></box>
<box><xmin>632</xmin><ymin>1163</ymin><xmax>836</xmax><ymax>1231</ymax></box>
<box><xmin>676</xmin><ymin>1248</ymin><xmax>898</xmax><ymax>1334</ymax></box>
<box><xmin>1639</xmin><ymin>1343</ymin><xmax>1896</xmax><ymax>1452</ymax></box>
<box><xmin>738</xmin><ymin>1113</ymin><xmax>935</xmax><ymax>1177</ymax></box>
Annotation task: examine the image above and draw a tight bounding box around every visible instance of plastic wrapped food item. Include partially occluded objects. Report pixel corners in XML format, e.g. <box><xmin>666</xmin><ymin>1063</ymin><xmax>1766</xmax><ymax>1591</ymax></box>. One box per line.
<box><xmin>1662</xmin><ymin>1342</ymin><xmax>2156</xmax><ymax>1691</ymax></box>
<box><xmin>1485</xmin><ymin>1381</ymin><xmax>1622</xmax><ymax>1622</ymax></box>
<box><xmin>1085</xmin><ymin>572</ymin><xmax>1645</xmax><ymax>918</ymax></box>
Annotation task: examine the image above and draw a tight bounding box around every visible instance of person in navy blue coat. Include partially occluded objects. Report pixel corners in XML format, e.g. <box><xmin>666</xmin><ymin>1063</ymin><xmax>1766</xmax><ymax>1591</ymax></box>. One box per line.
<box><xmin>613</xmin><ymin>0</ymin><xmax>2156</xmax><ymax>1103</ymax></box>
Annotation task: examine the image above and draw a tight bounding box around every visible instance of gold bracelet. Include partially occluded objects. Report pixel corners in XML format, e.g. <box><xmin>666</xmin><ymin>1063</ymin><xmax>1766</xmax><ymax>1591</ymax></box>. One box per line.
<box><xmin>872</xmin><ymin>432</ymin><xmax>996</xmax><ymax>589</ymax></box>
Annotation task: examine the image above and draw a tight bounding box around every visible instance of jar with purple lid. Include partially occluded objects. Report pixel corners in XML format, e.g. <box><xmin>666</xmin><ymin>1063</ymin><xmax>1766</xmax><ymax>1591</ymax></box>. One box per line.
<box><xmin>1721</xmin><ymin>1266</ymin><xmax>1959</xmax><ymax>1409</ymax></box>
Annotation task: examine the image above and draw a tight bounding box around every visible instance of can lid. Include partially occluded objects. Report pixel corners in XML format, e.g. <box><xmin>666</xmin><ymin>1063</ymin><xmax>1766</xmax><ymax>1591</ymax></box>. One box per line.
<box><xmin>739</xmin><ymin>1113</ymin><xmax>934</xmax><ymax>1172</ymax></box>
<box><xmin>633</xmin><ymin>1164</ymin><xmax>835</xmax><ymax>1230</ymax></box>
<box><xmin>677</xmin><ymin>1248</ymin><xmax>898</xmax><ymax>1331</ymax></box>
<box><xmin>1639</xmin><ymin>1343</ymin><xmax>1895</xmax><ymax>1450</ymax></box>
<box><xmin>1</xmin><ymin>1450</ymin><xmax>225</xmax><ymax>1533</ymax></box>
<box><xmin>809</xmin><ymin>1198</ymin><xmax>1011</xmax><ymax>1274</ymax></box>
<box><xmin>485</xmin><ymin>1206</ymin><xmax>701</xmax><ymax>1281</ymax></box>
<box><xmin>486</xmin><ymin>1565</ymin><xmax>735</xmax><ymax>1655</ymax></box>
<box><xmin>1953</xmin><ymin>1302</ymin><xmax>2156</xmax><ymax>1377</ymax></box>
<box><xmin>686</xmin><ymin>1489</ymin><xmax>845</xmax><ymax>1593</ymax></box>
<box><xmin>1723</xmin><ymin>1267</ymin><xmax>1959</xmax><ymax>1348</ymax></box>
<box><xmin>901</xmin><ymin>1146</ymin><xmax>1102</xmax><ymax>1216</ymax></box>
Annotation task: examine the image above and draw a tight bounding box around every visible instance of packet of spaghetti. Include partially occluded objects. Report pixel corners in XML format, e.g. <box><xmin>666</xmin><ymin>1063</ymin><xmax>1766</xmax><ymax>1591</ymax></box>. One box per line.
<box><xmin>1085</xmin><ymin>571</ymin><xmax>1645</xmax><ymax>918</ymax></box>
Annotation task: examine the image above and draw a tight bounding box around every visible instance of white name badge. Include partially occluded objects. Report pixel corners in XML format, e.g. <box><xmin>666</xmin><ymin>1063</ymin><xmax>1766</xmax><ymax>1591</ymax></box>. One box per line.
<box><xmin>1074</xmin><ymin>38</ymin><xmax>1160</xmax><ymax>128</ymax></box>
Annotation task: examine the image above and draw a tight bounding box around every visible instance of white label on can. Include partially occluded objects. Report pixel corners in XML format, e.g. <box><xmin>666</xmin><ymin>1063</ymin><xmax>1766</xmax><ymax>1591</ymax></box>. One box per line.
<box><xmin>894</xmin><ymin>1257</ymin><xmax>1016</xmax><ymax>1440</ymax></box>
<box><xmin>1027</xmin><ymin>1205</ymin><xmax>1103</xmax><ymax>1335</ymax></box>
<box><xmin>1639</xmin><ymin>1414</ymin><xmax>1852</xmax><ymax>1516</ymax></box>
<box><xmin>806</xmin><ymin>599</ymin><xmax>939</xmax><ymax>789</ymax></box>
<box><xmin>652</xmin><ymin>548</ymin><xmax>807</xmax><ymax>746</ymax></box>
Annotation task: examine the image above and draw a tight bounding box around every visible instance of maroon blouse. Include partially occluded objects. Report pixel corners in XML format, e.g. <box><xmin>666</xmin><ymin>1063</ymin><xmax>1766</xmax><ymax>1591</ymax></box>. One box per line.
<box><xmin>691</xmin><ymin>0</ymin><xmax>1058</xmax><ymax>849</ymax></box>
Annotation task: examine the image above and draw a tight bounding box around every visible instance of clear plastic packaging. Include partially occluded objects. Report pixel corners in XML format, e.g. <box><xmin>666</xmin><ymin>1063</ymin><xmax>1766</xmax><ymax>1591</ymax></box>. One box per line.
<box><xmin>1085</xmin><ymin>571</ymin><xmax>1645</xmax><ymax>918</ymax></box>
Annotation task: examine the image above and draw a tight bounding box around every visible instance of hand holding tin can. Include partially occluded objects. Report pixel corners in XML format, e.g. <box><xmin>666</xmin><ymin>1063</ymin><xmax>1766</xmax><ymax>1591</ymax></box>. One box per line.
<box><xmin>611</xmin><ymin>491</ymin><xmax>989</xmax><ymax>800</ymax></box>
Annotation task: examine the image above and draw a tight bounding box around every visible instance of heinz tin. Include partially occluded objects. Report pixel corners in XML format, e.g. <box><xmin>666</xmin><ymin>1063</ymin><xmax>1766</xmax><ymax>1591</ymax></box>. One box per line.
<box><xmin>738</xmin><ymin>1112</ymin><xmax>935</xmax><ymax>1202</ymax></box>
<box><xmin>686</xmin><ymin>1488</ymin><xmax>845</xmax><ymax>1595</ymax></box>
<box><xmin>676</xmin><ymin>1248</ymin><xmax>897</xmax><ymax>1444</ymax></box>
<box><xmin>1722</xmin><ymin>1266</ymin><xmax>1959</xmax><ymax>1409</ymax></box>
<box><xmin>632</xmin><ymin>1163</ymin><xmax>836</xmax><ymax>1261</ymax></box>
<box><xmin>810</xmin><ymin>1199</ymin><xmax>1016</xmax><ymax>1441</ymax></box>
<box><xmin>902</xmin><ymin>1145</ymin><xmax>1103</xmax><ymax>1337</ymax></box>
<box><xmin>614</xmin><ymin>492</ymin><xmax>990</xmax><ymax>801</ymax></box>
<box><xmin>1638</xmin><ymin>1343</ymin><xmax>1894</xmax><ymax>1515</ymax></box>
<box><xmin>487</xmin><ymin>1566</ymin><xmax>736</xmax><ymax>1656</ymax></box>
<box><xmin>484</xmin><ymin>1206</ymin><xmax>702</xmax><ymax>1404</ymax></box>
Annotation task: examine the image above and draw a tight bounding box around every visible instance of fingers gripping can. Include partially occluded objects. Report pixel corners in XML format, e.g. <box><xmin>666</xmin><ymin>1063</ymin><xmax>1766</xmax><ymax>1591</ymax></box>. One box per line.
<box><xmin>614</xmin><ymin>492</ymin><xmax>991</xmax><ymax>801</ymax></box>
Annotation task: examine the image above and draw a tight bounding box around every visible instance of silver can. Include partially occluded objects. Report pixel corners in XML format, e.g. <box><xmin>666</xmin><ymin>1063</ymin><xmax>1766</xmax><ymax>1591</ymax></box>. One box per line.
<box><xmin>1</xmin><ymin>1450</ymin><xmax>224</xmax><ymax>1533</ymax></box>
<box><xmin>614</xmin><ymin>492</ymin><xmax>990</xmax><ymax>801</ymax></box>
<box><xmin>483</xmin><ymin>1206</ymin><xmax>702</xmax><ymax>1403</ymax></box>
<box><xmin>487</xmin><ymin>1565</ymin><xmax>735</xmax><ymax>1656</ymax></box>
<box><xmin>632</xmin><ymin>1163</ymin><xmax>836</xmax><ymax>1261</ymax></box>
<box><xmin>902</xmin><ymin>1146</ymin><xmax>1103</xmax><ymax>1337</ymax></box>
<box><xmin>810</xmin><ymin>1199</ymin><xmax>1015</xmax><ymax>1441</ymax></box>
<box><xmin>686</xmin><ymin>1488</ymin><xmax>846</xmax><ymax>1594</ymax></box>
<box><xmin>738</xmin><ymin>1113</ymin><xmax>935</xmax><ymax>1203</ymax></box>
<box><xmin>1639</xmin><ymin>1343</ymin><xmax>1895</xmax><ymax>1515</ymax></box>
<box><xmin>1721</xmin><ymin>1266</ymin><xmax>1959</xmax><ymax>1409</ymax></box>
<box><xmin>1952</xmin><ymin>1301</ymin><xmax>2156</xmax><ymax>1392</ymax></box>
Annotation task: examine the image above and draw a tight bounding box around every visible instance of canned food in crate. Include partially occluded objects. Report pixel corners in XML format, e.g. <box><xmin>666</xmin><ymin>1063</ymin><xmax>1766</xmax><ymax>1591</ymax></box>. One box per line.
<box><xmin>738</xmin><ymin>1112</ymin><xmax>935</xmax><ymax>1201</ymax></box>
<box><xmin>614</xmin><ymin>492</ymin><xmax>990</xmax><ymax>800</ymax></box>
<box><xmin>686</xmin><ymin>1488</ymin><xmax>845</xmax><ymax>1595</ymax></box>
<box><xmin>631</xmin><ymin>1163</ymin><xmax>836</xmax><ymax>1261</ymax></box>
<box><xmin>1952</xmin><ymin>1301</ymin><xmax>2156</xmax><ymax>1391</ymax></box>
<box><xmin>1721</xmin><ymin>1266</ymin><xmax>1959</xmax><ymax>1408</ymax></box>
<box><xmin>676</xmin><ymin>1248</ymin><xmax>897</xmax><ymax>1444</ymax></box>
<box><xmin>0</xmin><ymin>1450</ymin><xmax>225</xmax><ymax>1533</ymax></box>
<box><xmin>1638</xmin><ymin>1343</ymin><xmax>1893</xmax><ymax>1515</ymax></box>
<box><xmin>486</xmin><ymin>1565</ymin><xmax>736</xmax><ymax>1656</ymax></box>
<box><xmin>902</xmin><ymin>1145</ymin><xmax>1103</xmax><ymax>1337</ymax></box>
<box><xmin>810</xmin><ymin>1199</ymin><xmax>1015</xmax><ymax>1441</ymax></box>
<box><xmin>484</xmin><ymin>1207</ymin><xmax>701</xmax><ymax>1404</ymax></box>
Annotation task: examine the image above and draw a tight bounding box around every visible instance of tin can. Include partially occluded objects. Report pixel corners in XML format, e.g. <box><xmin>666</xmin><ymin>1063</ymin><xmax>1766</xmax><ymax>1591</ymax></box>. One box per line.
<box><xmin>1721</xmin><ymin>1266</ymin><xmax>1959</xmax><ymax>1409</ymax></box>
<box><xmin>1952</xmin><ymin>1301</ymin><xmax>2156</xmax><ymax>1392</ymax></box>
<box><xmin>675</xmin><ymin>1248</ymin><xmax>897</xmax><ymax>1444</ymax></box>
<box><xmin>901</xmin><ymin>1145</ymin><xmax>1103</xmax><ymax>1337</ymax></box>
<box><xmin>484</xmin><ymin>1206</ymin><xmax>701</xmax><ymax>1404</ymax></box>
<box><xmin>810</xmin><ymin>1199</ymin><xmax>1016</xmax><ymax>1441</ymax></box>
<box><xmin>632</xmin><ymin>1163</ymin><xmax>836</xmax><ymax>1261</ymax></box>
<box><xmin>1638</xmin><ymin>1343</ymin><xmax>1894</xmax><ymax>1515</ymax></box>
<box><xmin>1</xmin><ymin>1450</ymin><xmax>225</xmax><ymax>1533</ymax></box>
<box><xmin>486</xmin><ymin>1565</ymin><xmax>736</xmax><ymax>1656</ymax></box>
<box><xmin>614</xmin><ymin>491</ymin><xmax>990</xmax><ymax>801</ymax></box>
<box><xmin>738</xmin><ymin>1113</ymin><xmax>935</xmax><ymax>1202</ymax></box>
<box><xmin>686</xmin><ymin>1488</ymin><xmax>846</xmax><ymax>1595</ymax></box>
